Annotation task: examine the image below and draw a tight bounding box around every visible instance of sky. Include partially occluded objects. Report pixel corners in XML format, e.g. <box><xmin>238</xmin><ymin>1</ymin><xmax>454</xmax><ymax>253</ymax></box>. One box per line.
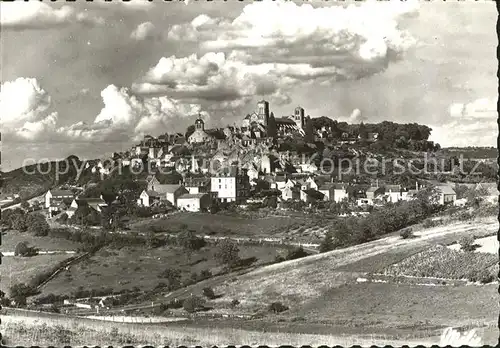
<box><xmin>0</xmin><ymin>0</ymin><xmax>497</xmax><ymax>171</ymax></box>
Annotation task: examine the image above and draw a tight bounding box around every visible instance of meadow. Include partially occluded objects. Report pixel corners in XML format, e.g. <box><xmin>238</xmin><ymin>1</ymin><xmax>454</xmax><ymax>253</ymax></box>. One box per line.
<box><xmin>382</xmin><ymin>245</ymin><xmax>497</xmax><ymax>282</ymax></box>
<box><xmin>0</xmin><ymin>231</ymin><xmax>82</xmax><ymax>252</ymax></box>
<box><xmin>1</xmin><ymin>254</ymin><xmax>77</xmax><ymax>293</ymax></box>
<box><xmin>40</xmin><ymin>243</ymin><xmax>286</xmax><ymax>297</ymax></box>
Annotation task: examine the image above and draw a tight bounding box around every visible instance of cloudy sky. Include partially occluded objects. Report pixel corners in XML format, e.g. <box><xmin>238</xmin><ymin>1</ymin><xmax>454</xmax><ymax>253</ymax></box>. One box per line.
<box><xmin>1</xmin><ymin>0</ymin><xmax>497</xmax><ymax>171</ymax></box>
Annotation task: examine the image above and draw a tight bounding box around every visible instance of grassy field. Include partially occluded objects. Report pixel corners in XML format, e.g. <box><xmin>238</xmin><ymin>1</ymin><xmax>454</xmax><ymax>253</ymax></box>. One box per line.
<box><xmin>0</xmin><ymin>254</ymin><xmax>77</xmax><ymax>293</ymax></box>
<box><xmin>129</xmin><ymin>212</ymin><xmax>311</xmax><ymax>239</ymax></box>
<box><xmin>40</xmin><ymin>243</ymin><xmax>287</xmax><ymax>296</ymax></box>
<box><xmin>382</xmin><ymin>245</ymin><xmax>497</xmax><ymax>281</ymax></box>
<box><xmin>293</xmin><ymin>282</ymin><xmax>497</xmax><ymax>335</ymax></box>
<box><xmin>1</xmin><ymin>310</ymin><xmax>441</xmax><ymax>346</ymax></box>
<box><xmin>0</xmin><ymin>231</ymin><xmax>82</xmax><ymax>252</ymax></box>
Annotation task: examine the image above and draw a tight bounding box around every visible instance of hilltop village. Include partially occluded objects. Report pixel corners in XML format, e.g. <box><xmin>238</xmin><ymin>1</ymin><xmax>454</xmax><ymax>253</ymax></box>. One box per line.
<box><xmin>30</xmin><ymin>99</ymin><xmax>494</xmax><ymax>221</ymax></box>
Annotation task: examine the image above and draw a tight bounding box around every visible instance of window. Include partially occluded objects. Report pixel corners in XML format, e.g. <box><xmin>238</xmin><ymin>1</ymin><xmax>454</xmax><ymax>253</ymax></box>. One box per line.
<box><xmin>219</xmin><ymin>185</ymin><xmax>221</xmax><ymax>189</ymax></box>
<box><xmin>219</xmin><ymin>178</ymin><xmax>221</xmax><ymax>183</ymax></box>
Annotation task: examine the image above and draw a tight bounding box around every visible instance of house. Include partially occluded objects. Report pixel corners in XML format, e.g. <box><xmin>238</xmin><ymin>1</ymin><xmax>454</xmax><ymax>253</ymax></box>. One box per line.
<box><xmin>366</xmin><ymin>186</ymin><xmax>384</xmax><ymax>203</ymax></box>
<box><xmin>163</xmin><ymin>185</ymin><xmax>189</xmax><ymax>206</ymax></box>
<box><xmin>305</xmin><ymin>177</ymin><xmax>319</xmax><ymax>190</ymax></box>
<box><xmin>475</xmin><ymin>182</ymin><xmax>499</xmax><ymax>203</ymax></box>
<box><xmin>318</xmin><ymin>183</ymin><xmax>335</xmax><ymax>201</ymax></box>
<box><xmin>188</xmin><ymin>117</ymin><xmax>215</xmax><ymax>144</ymax></box>
<box><xmin>45</xmin><ymin>189</ymin><xmax>74</xmax><ymax>208</ymax></box>
<box><xmin>48</xmin><ymin>198</ymin><xmax>73</xmax><ymax>217</ymax></box>
<box><xmin>66</xmin><ymin>197</ymin><xmax>107</xmax><ymax>218</ymax></box>
<box><xmin>210</xmin><ymin>166</ymin><xmax>250</xmax><ymax>204</ymax></box>
<box><xmin>137</xmin><ymin>190</ymin><xmax>161</xmax><ymax>207</ymax></box>
<box><xmin>183</xmin><ymin>177</ymin><xmax>211</xmax><ymax>195</ymax></box>
<box><xmin>436</xmin><ymin>185</ymin><xmax>456</xmax><ymax>205</ymax></box>
<box><xmin>177</xmin><ymin>193</ymin><xmax>211</xmax><ymax>212</ymax></box>
<box><xmin>333</xmin><ymin>183</ymin><xmax>349</xmax><ymax>203</ymax></box>
<box><xmin>385</xmin><ymin>184</ymin><xmax>403</xmax><ymax>203</ymax></box>
<box><xmin>281</xmin><ymin>186</ymin><xmax>300</xmax><ymax>201</ymax></box>
<box><xmin>300</xmin><ymin>188</ymin><xmax>325</xmax><ymax>203</ymax></box>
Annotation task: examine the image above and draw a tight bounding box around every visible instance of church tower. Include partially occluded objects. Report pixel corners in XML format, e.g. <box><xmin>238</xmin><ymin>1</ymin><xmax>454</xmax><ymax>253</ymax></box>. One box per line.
<box><xmin>294</xmin><ymin>106</ymin><xmax>305</xmax><ymax>130</ymax></box>
<box><xmin>195</xmin><ymin>113</ymin><xmax>205</xmax><ymax>131</ymax></box>
<box><xmin>257</xmin><ymin>100</ymin><xmax>270</xmax><ymax>126</ymax></box>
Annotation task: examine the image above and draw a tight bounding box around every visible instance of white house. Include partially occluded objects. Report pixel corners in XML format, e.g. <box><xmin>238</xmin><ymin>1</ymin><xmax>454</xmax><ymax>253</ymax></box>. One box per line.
<box><xmin>333</xmin><ymin>184</ymin><xmax>349</xmax><ymax>203</ymax></box>
<box><xmin>318</xmin><ymin>183</ymin><xmax>335</xmax><ymax>201</ymax></box>
<box><xmin>385</xmin><ymin>185</ymin><xmax>402</xmax><ymax>203</ymax></box>
<box><xmin>45</xmin><ymin>189</ymin><xmax>74</xmax><ymax>208</ymax></box>
<box><xmin>176</xmin><ymin>193</ymin><xmax>211</xmax><ymax>212</ymax></box>
<box><xmin>281</xmin><ymin>186</ymin><xmax>300</xmax><ymax>201</ymax></box>
<box><xmin>436</xmin><ymin>185</ymin><xmax>456</xmax><ymax>205</ymax></box>
<box><xmin>210</xmin><ymin>166</ymin><xmax>250</xmax><ymax>203</ymax></box>
<box><xmin>138</xmin><ymin>190</ymin><xmax>161</xmax><ymax>207</ymax></box>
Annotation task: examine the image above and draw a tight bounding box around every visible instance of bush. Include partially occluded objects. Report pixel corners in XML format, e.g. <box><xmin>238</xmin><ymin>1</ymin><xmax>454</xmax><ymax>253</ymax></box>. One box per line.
<box><xmin>26</xmin><ymin>213</ymin><xmax>50</xmax><ymax>236</ymax></box>
<box><xmin>182</xmin><ymin>295</ymin><xmax>205</xmax><ymax>313</ymax></box>
<box><xmin>177</xmin><ymin>231</ymin><xmax>206</xmax><ymax>251</ymax></box>
<box><xmin>14</xmin><ymin>242</ymin><xmax>38</xmax><ymax>257</ymax></box>
<box><xmin>214</xmin><ymin>239</ymin><xmax>240</xmax><ymax>267</ymax></box>
<box><xmin>202</xmin><ymin>287</ymin><xmax>216</xmax><ymax>299</ymax></box>
<box><xmin>285</xmin><ymin>246</ymin><xmax>309</xmax><ymax>260</ymax></box>
<box><xmin>231</xmin><ymin>299</ymin><xmax>240</xmax><ymax>307</ymax></box>
<box><xmin>319</xmin><ymin>232</ymin><xmax>335</xmax><ymax>253</ymax></box>
<box><xmin>167</xmin><ymin>298</ymin><xmax>184</xmax><ymax>309</ymax></box>
<box><xmin>459</xmin><ymin>235</ymin><xmax>476</xmax><ymax>252</ymax></box>
<box><xmin>268</xmin><ymin>301</ymin><xmax>289</xmax><ymax>313</ymax></box>
<box><xmin>399</xmin><ymin>227</ymin><xmax>414</xmax><ymax>239</ymax></box>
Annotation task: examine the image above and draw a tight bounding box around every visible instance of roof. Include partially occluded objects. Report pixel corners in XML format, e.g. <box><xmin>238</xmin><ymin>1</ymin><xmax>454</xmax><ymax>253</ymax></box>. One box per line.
<box><xmin>157</xmin><ymin>184</ymin><xmax>185</xmax><ymax>193</ymax></box>
<box><xmin>385</xmin><ymin>185</ymin><xmax>401</xmax><ymax>192</ymax></box>
<box><xmin>366</xmin><ymin>187</ymin><xmax>382</xmax><ymax>193</ymax></box>
<box><xmin>302</xmin><ymin>188</ymin><xmax>325</xmax><ymax>199</ymax></box>
<box><xmin>333</xmin><ymin>183</ymin><xmax>347</xmax><ymax>190</ymax></box>
<box><xmin>50</xmin><ymin>189</ymin><xmax>74</xmax><ymax>197</ymax></box>
<box><xmin>75</xmin><ymin>198</ymin><xmax>106</xmax><ymax>204</ymax></box>
<box><xmin>318</xmin><ymin>184</ymin><xmax>335</xmax><ymax>191</ymax></box>
<box><xmin>143</xmin><ymin>190</ymin><xmax>161</xmax><ymax>197</ymax></box>
<box><xmin>476</xmin><ymin>182</ymin><xmax>498</xmax><ymax>195</ymax></box>
<box><xmin>178</xmin><ymin>193</ymin><xmax>209</xmax><ymax>200</ymax></box>
<box><xmin>275</xmin><ymin>117</ymin><xmax>296</xmax><ymax>125</ymax></box>
<box><xmin>436</xmin><ymin>185</ymin><xmax>456</xmax><ymax>195</ymax></box>
<box><xmin>184</xmin><ymin>177</ymin><xmax>210</xmax><ymax>187</ymax></box>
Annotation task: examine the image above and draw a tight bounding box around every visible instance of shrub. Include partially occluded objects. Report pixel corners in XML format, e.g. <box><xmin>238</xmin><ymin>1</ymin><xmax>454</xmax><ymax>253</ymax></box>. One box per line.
<box><xmin>231</xmin><ymin>299</ymin><xmax>240</xmax><ymax>307</ymax></box>
<box><xmin>459</xmin><ymin>235</ymin><xmax>476</xmax><ymax>252</ymax></box>
<box><xmin>167</xmin><ymin>298</ymin><xmax>184</xmax><ymax>309</ymax></box>
<box><xmin>177</xmin><ymin>231</ymin><xmax>206</xmax><ymax>251</ymax></box>
<box><xmin>26</xmin><ymin>213</ymin><xmax>50</xmax><ymax>236</ymax></box>
<box><xmin>202</xmin><ymin>287</ymin><xmax>216</xmax><ymax>299</ymax></box>
<box><xmin>214</xmin><ymin>239</ymin><xmax>240</xmax><ymax>267</ymax></box>
<box><xmin>285</xmin><ymin>246</ymin><xmax>309</xmax><ymax>260</ymax></box>
<box><xmin>268</xmin><ymin>301</ymin><xmax>289</xmax><ymax>313</ymax></box>
<box><xmin>14</xmin><ymin>242</ymin><xmax>38</xmax><ymax>257</ymax></box>
<box><xmin>399</xmin><ymin>227</ymin><xmax>414</xmax><ymax>239</ymax></box>
<box><xmin>182</xmin><ymin>295</ymin><xmax>205</xmax><ymax>313</ymax></box>
<box><xmin>319</xmin><ymin>232</ymin><xmax>335</xmax><ymax>253</ymax></box>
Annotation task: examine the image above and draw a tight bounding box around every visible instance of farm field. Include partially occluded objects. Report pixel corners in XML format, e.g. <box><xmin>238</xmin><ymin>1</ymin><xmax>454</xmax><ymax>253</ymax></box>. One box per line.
<box><xmin>0</xmin><ymin>231</ymin><xmax>82</xmax><ymax>252</ymax></box>
<box><xmin>128</xmin><ymin>212</ymin><xmax>317</xmax><ymax>240</ymax></box>
<box><xmin>40</xmin><ymin>243</ymin><xmax>287</xmax><ymax>297</ymax></box>
<box><xmin>382</xmin><ymin>245</ymin><xmax>497</xmax><ymax>281</ymax></box>
<box><xmin>0</xmin><ymin>254</ymin><xmax>77</xmax><ymax>293</ymax></box>
<box><xmin>448</xmin><ymin>235</ymin><xmax>498</xmax><ymax>254</ymax></box>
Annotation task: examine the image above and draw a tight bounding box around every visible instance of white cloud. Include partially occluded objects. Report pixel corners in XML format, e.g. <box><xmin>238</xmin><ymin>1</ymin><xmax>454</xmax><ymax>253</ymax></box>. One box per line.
<box><xmin>0</xmin><ymin>2</ymin><xmax>104</xmax><ymax>29</ymax></box>
<box><xmin>130</xmin><ymin>21</ymin><xmax>158</xmax><ymax>41</ymax></box>
<box><xmin>430</xmin><ymin>97</ymin><xmax>497</xmax><ymax>147</ymax></box>
<box><xmin>1</xmin><ymin>79</ymin><xmax>206</xmax><ymax>144</ymax></box>
<box><xmin>0</xmin><ymin>77</ymin><xmax>59</xmax><ymax>141</ymax></box>
<box><xmin>133</xmin><ymin>51</ymin><xmax>352</xmax><ymax>104</ymax></box>
<box><xmin>449</xmin><ymin>98</ymin><xmax>497</xmax><ymax>119</ymax></box>
<box><xmin>167</xmin><ymin>0</ymin><xmax>418</xmax><ymax>76</ymax></box>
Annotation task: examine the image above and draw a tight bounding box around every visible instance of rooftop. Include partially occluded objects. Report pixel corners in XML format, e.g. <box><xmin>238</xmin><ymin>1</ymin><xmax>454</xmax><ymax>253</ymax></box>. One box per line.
<box><xmin>178</xmin><ymin>193</ymin><xmax>209</xmax><ymax>200</ymax></box>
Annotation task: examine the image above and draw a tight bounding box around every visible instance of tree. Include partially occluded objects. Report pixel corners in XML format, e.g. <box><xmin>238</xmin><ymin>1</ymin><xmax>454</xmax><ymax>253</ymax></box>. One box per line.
<box><xmin>177</xmin><ymin>230</ymin><xmax>206</xmax><ymax>251</ymax></box>
<box><xmin>319</xmin><ymin>232</ymin><xmax>335</xmax><ymax>252</ymax></box>
<box><xmin>285</xmin><ymin>246</ymin><xmax>309</xmax><ymax>260</ymax></box>
<box><xmin>14</xmin><ymin>241</ymin><xmax>38</xmax><ymax>257</ymax></box>
<box><xmin>358</xmin><ymin>122</ymin><xmax>368</xmax><ymax>140</ymax></box>
<box><xmin>214</xmin><ymin>239</ymin><xmax>240</xmax><ymax>267</ymax></box>
<box><xmin>268</xmin><ymin>301</ymin><xmax>289</xmax><ymax>313</ymax></box>
<box><xmin>146</xmin><ymin>231</ymin><xmax>157</xmax><ymax>249</ymax></box>
<box><xmin>159</xmin><ymin>268</ymin><xmax>182</xmax><ymax>290</ymax></box>
<box><xmin>10</xmin><ymin>283</ymin><xmax>37</xmax><ymax>307</ymax></box>
<box><xmin>459</xmin><ymin>235</ymin><xmax>476</xmax><ymax>252</ymax></box>
<box><xmin>202</xmin><ymin>287</ymin><xmax>216</xmax><ymax>299</ymax></box>
<box><xmin>304</xmin><ymin>117</ymin><xmax>314</xmax><ymax>143</ymax></box>
<box><xmin>185</xmin><ymin>125</ymin><xmax>196</xmax><ymax>139</ymax></box>
<box><xmin>26</xmin><ymin>213</ymin><xmax>50</xmax><ymax>236</ymax></box>
<box><xmin>12</xmin><ymin>215</ymin><xmax>28</xmax><ymax>232</ymax></box>
<box><xmin>267</xmin><ymin>112</ymin><xmax>278</xmax><ymax>140</ymax></box>
<box><xmin>183</xmin><ymin>295</ymin><xmax>206</xmax><ymax>313</ymax></box>
<box><xmin>20</xmin><ymin>201</ymin><xmax>30</xmax><ymax>210</ymax></box>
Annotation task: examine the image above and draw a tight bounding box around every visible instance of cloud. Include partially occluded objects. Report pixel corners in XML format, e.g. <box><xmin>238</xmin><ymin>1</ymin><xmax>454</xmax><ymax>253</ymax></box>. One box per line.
<box><xmin>132</xmin><ymin>51</ymin><xmax>352</xmax><ymax>104</ymax></box>
<box><xmin>0</xmin><ymin>77</ymin><xmax>59</xmax><ymax>141</ymax></box>
<box><xmin>0</xmin><ymin>2</ymin><xmax>104</xmax><ymax>30</ymax></box>
<box><xmin>1</xmin><ymin>79</ymin><xmax>206</xmax><ymax>144</ymax></box>
<box><xmin>430</xmin><ymin>97</ymin><xmax>497</xmax><ymax>147</ymax></box>
<box><xmin>449</xmin><ymin>98</ymin><xmax>496</xmax><ymax>119</ymax></box>
<box><xmin>167</xmin><ymin>0</ymin><xmax>419</xmax><ymax>78</ymax></box>
<box><xmin>130</xmin><ymin>21</ymin><xmax>159</xmax><ymax>41</ymax></box>
<box><xmin>62</xmin><ymin>85</ymin><xmax>207</xmax><ymax>143</ymax></box>
<box><xmin>347</xmin><ymin>108</ymin><xmax>367</xmax><ymax>124</ymax></box>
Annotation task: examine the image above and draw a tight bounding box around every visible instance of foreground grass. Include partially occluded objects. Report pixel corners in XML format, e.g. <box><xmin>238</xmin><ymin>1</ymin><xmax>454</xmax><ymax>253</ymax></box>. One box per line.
<box><xmin>1</xmin><ymin>312</ymin><xmax>438</xmax><ymax>346</ymax></box>
<box><xmin>0</xmin><ymin>231</ymin><xmax>82</xmax><ymax>253</ymax></box>
<box><xmin>0</xmin><ymin>254</ymin><xmax>77</xmax><ymax>293</ymax></box>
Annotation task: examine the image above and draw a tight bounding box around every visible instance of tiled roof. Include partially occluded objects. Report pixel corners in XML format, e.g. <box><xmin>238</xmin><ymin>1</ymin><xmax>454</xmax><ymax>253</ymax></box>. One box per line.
<box><xmin>436</xmin><ymin>185</ymin><xmax>456</xmax><ymax>195</ymax></box>
<box><xmin>178</xmin><ymin>193</ymin><xmax>209</xmax><ymax>200</ymax></box>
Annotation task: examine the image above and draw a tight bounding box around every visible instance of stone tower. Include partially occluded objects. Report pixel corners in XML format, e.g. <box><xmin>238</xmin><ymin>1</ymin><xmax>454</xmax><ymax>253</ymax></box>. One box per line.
<box><xmin>195</xmin><ymin>114</ymin><xmax>205</xmax><ymax>131</ymax></box>
<box><xmin>294</xmin><ymin>106</ymin><xmax>305</xmax><ymax>130</ymax></box>
<box><xmin>257</xmin><ymin>100</ymin><xmax>270</xmax><ymax>126</ymax></box>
